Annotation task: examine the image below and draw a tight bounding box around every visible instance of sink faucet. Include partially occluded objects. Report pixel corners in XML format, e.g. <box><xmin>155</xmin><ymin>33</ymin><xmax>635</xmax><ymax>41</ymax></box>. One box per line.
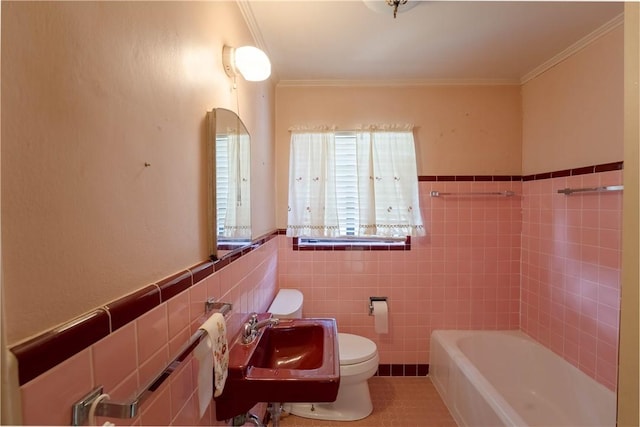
<box><xmin>241</xmin><ymin>313</ymin><xmax>280</xmax><ymax>344</ymax></box>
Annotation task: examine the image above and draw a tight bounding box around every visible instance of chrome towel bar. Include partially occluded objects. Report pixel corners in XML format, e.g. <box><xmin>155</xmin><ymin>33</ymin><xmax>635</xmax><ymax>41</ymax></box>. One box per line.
<box><xmin>557</xmin><ymin>185</ymin><xmax>623</xmax><ymax>195</ymax></box>
<box><xmin>430</xmin><ymin>190</ymin><xmax>515</xmax><ymax>197</ymax></box>
<box><xmin>71</xmin><ymin>299</ymin><xmax>232</xmax><ymax>426</ymax></box>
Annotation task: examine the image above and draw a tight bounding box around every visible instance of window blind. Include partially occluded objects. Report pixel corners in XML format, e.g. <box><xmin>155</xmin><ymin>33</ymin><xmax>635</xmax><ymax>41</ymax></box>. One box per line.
<box><xmin>215</xmin><ymin>136</ymin><xmax>229</xmax><ymax>236</ymax></box>
<box><xmin>334</xmin><ymin>132</ymin><xmax>358</xmax><ymax>236</ymax></box>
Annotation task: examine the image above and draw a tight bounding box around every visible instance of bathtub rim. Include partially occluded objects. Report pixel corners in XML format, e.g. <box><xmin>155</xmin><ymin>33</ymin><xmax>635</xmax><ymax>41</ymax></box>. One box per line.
<box><xmin>430</xmin><ymin>329</ymin><xmax>616</xmax><ymax>427</ymax></box>
<box><xmin>430</xmin><ymin>329</ymin><xmax>529</xmax><ymax>427</ymax></box>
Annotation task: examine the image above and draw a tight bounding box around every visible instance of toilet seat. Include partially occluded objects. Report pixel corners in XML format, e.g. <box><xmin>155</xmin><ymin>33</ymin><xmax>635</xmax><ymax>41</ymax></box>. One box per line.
<box><xmin>338</xmin><ymin>333</ymin><xmax>377</xmax><ymax>365</ymax></box>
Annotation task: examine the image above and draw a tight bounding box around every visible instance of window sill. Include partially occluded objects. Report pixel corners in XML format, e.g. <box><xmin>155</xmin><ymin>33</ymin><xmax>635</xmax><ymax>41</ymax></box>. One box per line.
<box><xmin>292</xmin><ymin>236</ymin><xmax>411</xmax><ymax>251</ymax></box>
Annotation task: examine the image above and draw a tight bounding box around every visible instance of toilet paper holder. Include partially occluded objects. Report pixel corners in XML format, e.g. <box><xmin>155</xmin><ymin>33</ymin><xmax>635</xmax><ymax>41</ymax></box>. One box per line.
<box><xmin>368</xmin><ymin>296</ymin><xmax>388</xmax><ymax>315</ymax></box>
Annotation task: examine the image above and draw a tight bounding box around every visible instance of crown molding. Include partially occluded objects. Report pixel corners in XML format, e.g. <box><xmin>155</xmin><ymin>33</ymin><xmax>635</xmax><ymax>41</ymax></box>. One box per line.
<box><xmin>277</xmin><ymin>78</ymin><xmax>520</xmax><ymax>88</ymax></box>
<box><xmin>520</xmin><ymin>13</ymin><xmax>624</xmax><ymax>84</ymax></box>
<box><xmin>236</xmin><ymin>0</ymin><xmax>280</xmax><ymax>83</ymax></box>
<box><xmin>237</xmin><ymin>1</ymin><xmax>267</xmax><ymax>52</ymax></box>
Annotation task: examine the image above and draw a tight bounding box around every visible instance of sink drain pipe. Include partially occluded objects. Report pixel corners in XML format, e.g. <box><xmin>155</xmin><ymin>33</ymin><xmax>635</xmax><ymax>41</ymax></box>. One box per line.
<box><xmin>267</xmin><ymin>402</ymin><xmax>284</xmax><ymax>427</ymax></box>
<box><xmin>231</xmin><ymin>412</ymin><xmax>262</xmax><ymax>426</ymax></box>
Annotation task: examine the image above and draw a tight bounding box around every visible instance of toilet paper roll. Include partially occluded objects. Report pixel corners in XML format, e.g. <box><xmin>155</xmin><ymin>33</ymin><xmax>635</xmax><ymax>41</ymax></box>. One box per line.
<box><xmin>372</xmin><ymin>300</ymin><xmax>388</xmax><ymax>334</ymax></box>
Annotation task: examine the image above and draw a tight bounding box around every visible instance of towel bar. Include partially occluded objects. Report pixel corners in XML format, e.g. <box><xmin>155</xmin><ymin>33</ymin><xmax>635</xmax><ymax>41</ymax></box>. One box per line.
<box><xmin>430</xmin><ymin>190</ymin><xmax>515</xmax><ymax>197</ymax></box>
<box><xmin>557</xmin><ymin>185</ymin><xmax>623</xmax><ymax>195</ymax></box>
<box><xmin>71</xmin><ymin>299</ymin><xmax>232</xmax><ymax>426</ymax></box>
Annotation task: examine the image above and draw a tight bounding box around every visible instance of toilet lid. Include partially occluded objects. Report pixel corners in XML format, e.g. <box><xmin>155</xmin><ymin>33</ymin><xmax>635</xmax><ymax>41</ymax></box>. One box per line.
<box><xmin>268</xmin><ymin>289</ymin><xmax>303</xmax><ymax>317</ymax></box>
<box><xmin>338</xmin><ymin>333</ymin><xmax>377</xmax><ymax>365</ymax></box>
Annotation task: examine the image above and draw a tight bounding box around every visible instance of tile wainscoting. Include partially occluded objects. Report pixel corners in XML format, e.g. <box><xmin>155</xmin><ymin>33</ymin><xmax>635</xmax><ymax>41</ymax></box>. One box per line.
<box><xmin>520</xmin><ymin>168</ymin><xmax>623</xmax><ymax>390</ymax></box>
<box><xmin>278</xmin><ymin>178</ymin><xmax>523</xmax><ymax>367</ymax></box>
<box><xmin>13</xmin><ymin>234</ymin><xmax>279</xmax><ymax>425</ymax></box>
<box><xmin>278</xmin><ymin>162</ymin><xmax>622</xmax><ymax>391</ymax></box>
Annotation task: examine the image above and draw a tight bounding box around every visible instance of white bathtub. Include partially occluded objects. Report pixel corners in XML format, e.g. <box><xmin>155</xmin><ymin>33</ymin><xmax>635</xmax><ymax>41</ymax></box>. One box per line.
<box><xmin>430</xmin><ymin>330</ymin><xmax>616</xmax><ymax>427</ymax></box>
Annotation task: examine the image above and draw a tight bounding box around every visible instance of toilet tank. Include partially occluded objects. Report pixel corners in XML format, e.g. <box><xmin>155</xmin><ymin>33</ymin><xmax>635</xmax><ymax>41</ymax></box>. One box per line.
<box><xmin>268</xmin><ymin>289</ymin><xmax>303</xmax><ymax>318</ymax></box>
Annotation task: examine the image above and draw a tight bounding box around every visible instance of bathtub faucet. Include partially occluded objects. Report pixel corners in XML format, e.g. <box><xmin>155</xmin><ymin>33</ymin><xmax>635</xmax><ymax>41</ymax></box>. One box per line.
<box><xmin>241</xmin><ymin>313</ymin><xmax>279</xmax><ymax>344</ymax></box>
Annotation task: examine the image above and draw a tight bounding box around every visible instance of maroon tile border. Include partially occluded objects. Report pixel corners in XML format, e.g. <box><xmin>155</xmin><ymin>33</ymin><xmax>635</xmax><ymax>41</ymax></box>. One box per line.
<box><xmin>190</xmin><ymin>261</ymin><xmax>214</xmax><ymax>284</ymax></box>
<box><xmin>492</xmin><ymin>175</ymin><xmax>516</xmax><ymax>182</ymax></box>
<box><xmin>572</xmin><ymin>166</ymin><xmax>596</xmax><ymax>176</ymax></box>
<box><xmin>595</xmin><ymin>161</ymin><xmax>624</xmax><ymax>173</ymax></box>
<box><xmin>158</xmin><ymin>270</ymin><xmax>192</xmax><ymax>302</ymax></box>
<box><xmin>11</xmin><ymin>310</ymin><xmax>111</xmax><ymax>386</ymax></box>
<box><xmin>418</xmin><ymin>161</ymin><xmax>622</xmax><ymax>183</ymax></box>
<box><xmin>375</xmin><ymin>363</ymin><xmax>429</xmax><ymax>377</ymax></box>
<box><xmin>551</xmin><ymin>169</ymin><xmax>571</xmax><ymax>178</ymax></box>
<box><xmin>107</xmin><ymin>285</ymin><xmax>161</xmax><ymax>332</ymax></box>
<box><xmin>10</xmin><ymin>230</ymin><xmax>280</xmax><ymax>386</ymax></box>
<box><xmin>520</xmin><ymin>161</ymin><xmax>623</xmax><ymax>182</ymax></box>
<box><xmin>419</xmin><ymin>175</ymin><xmax>521</xmax><ymax>182</ymax></box>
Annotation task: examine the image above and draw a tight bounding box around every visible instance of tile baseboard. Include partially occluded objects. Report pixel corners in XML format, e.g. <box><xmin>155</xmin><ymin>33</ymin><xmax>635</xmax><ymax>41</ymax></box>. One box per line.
<box><xmin>375</xmin><ymin>364</ymin><xmax>429</xmax><ymax>377</ymax></box>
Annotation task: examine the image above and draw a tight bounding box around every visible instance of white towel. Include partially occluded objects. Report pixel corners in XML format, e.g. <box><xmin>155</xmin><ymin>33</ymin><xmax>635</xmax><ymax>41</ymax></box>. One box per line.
<box><xmin>194</xmin><ymin>313</ymin><xmax>228</xmax><ymax>418</ymax></box>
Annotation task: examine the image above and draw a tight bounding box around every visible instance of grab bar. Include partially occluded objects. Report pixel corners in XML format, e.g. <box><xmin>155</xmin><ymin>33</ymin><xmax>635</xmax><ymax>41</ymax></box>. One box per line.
<box><xmin>71</xmin><ymin>299</ymin><xmax>232</xmax><ymax>426</ymax></box>
<box><xmin>430</xmin><ymin>190</ymin><xmax>515</xmax><ymax>197</ymax></box>
<box><xmin>557</xmin><ymin>185</ymin><xmax>623</xmax><ymax>195</ymax></box>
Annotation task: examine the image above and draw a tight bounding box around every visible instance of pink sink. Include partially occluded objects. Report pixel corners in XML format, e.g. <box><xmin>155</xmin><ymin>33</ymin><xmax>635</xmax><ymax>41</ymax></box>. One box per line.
<box><xmin>214</xmin><ymin>315</ymin><xmax>340</xmax><ymax>421</ymax></box>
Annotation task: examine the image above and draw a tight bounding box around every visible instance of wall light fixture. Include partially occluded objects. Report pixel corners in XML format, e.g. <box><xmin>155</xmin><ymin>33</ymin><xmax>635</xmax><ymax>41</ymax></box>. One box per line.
<box><xmin>222</xmin><ymin>45</ymin><xmax>271</xmax><ymax>82</ymax></box>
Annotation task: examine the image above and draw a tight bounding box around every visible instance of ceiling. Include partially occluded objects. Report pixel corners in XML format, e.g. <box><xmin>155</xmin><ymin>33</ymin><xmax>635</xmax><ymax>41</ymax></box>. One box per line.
<box><xmin>241</xmin><ymin>1</ymin><xmax>623</xmax><ymax>84</ymax></box>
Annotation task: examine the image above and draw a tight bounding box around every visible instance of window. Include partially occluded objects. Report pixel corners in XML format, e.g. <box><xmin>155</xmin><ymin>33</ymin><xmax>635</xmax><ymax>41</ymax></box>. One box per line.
<box><xmin>216</xmin><ymin>133</ymin><xmax>251</xmax><ymax>239</ymax></box>
<box><xmin>287</xmin><ymin>126</ymin><xmax>424</xmax><ymax>240</ymax></box>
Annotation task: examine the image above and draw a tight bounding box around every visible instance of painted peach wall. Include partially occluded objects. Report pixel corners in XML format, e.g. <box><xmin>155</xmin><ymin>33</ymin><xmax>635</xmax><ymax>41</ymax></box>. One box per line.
<box><xmin>275</xmin><ymin>85</ymin><xmax>522</xmax><ymax>229</ymax></box>
<box><xmin>19</xmin><ymin>240</ymin><xmax>278</xmax><ymax>426</ymax></box>
<box><xmin>521</xmin><ymin>25</ymin><xmax>624</xmax><ymax>175</ymax></box>
<box><xmin>278</xmin><ymin>180</ymin><xmax>522</xmax><ymax>364</ymax></box>
<box><xmin>1</xmin><ymin>2</ymin><xmax>276</xmax><ymax>345</ymax></box>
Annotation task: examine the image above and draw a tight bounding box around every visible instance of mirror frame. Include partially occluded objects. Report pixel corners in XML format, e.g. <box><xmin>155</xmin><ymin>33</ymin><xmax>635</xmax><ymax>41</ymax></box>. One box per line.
<box><xmin>206</xmin><ymin>108</ymin><xmax>252</xmax><ymax>260</ymax></box>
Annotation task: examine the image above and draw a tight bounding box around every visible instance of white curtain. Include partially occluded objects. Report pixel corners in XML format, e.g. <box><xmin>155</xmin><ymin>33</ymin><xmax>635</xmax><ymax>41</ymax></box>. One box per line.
<box><xmin>287</xmin><ymin>128</ymin><xmax>340</xmax><ymax>237</ymax></box>
<box><xmin>287</xmin><ymin>125</ymin><xmax>424</xmax><ymax>238</ymax></box>
<box><xmin>220</xmin><ymin>132</ymin><xmax>251</xmax><ymax>238</ymax></box>
<box><xmin>356</xmin><ymin>125</ymin><xmax>425</xmax><ymax>237</ymax></box>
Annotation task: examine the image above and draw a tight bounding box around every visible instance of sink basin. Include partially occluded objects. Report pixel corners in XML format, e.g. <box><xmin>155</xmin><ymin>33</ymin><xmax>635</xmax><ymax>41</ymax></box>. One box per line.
<box><xmin>249</xmin><ymin>322</ymin><xmax>325</xmax><ymax>369</ymax></box>
<box><xmin>214</xmin><ymin>315</ymin><xmax>340</xmax><ymax>421</ymax></box>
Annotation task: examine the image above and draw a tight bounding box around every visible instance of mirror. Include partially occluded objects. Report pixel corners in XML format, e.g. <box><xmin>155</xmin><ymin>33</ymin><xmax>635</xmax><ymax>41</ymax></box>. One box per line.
<box><xmin>207</xmin><ymin>108</ymin><xmax>251</xmax><ymax>260</ymax></box>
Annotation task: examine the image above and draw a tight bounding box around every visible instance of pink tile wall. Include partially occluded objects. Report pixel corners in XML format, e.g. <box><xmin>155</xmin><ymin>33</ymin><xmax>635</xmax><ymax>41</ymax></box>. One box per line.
<box><xmin>278</xmin><ymin>180</ymin><xmax>522</xmax><ymax>365</ymax></box>
<box><xmin>521</xmin><ymin>170</ymin><xmax>622</xmax><ymax>391</ymax></box>
<box><xmin>19</xmin><ymin>238</ymin><xmax>278</xmax><ymax>426</ymax></box>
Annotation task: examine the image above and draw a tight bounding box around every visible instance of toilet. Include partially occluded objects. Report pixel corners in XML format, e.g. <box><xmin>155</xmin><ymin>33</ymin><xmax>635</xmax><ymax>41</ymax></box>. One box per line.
<box><xmin>268</xmin><ymin>289</ymin><xmax>380</xmax><ymax>421</ymax></box>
